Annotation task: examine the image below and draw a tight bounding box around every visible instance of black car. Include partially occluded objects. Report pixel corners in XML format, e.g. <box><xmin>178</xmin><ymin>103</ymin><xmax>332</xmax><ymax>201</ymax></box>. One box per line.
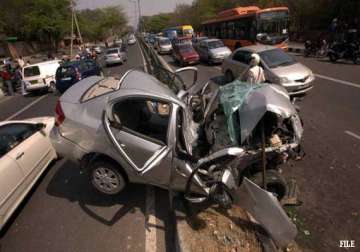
<box><xmin>55</xmin><ymin>59</ymin><xmax>102</xmax><ymax>94</ymax></box>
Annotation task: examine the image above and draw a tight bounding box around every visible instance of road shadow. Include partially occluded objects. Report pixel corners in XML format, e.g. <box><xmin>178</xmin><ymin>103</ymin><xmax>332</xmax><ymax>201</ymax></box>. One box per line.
<box><xmin>46</xmin><ymin>160</ymin><xmax>176</xmax><ymax>251</ymax></box>
<box><xmin>46</xmin><ymin>160</ymin><xmax>147</xmax><ymax>226</ymax></box>
<box><xmin>317</xmin><ymin>58</ymin><xmax>359</xmax><ymax>65</ymax></box>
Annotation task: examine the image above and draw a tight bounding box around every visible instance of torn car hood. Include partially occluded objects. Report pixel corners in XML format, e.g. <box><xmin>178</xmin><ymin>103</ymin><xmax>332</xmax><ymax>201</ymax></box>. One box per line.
<box><xmin>219</xmin><ymin>81</ymin><xmax>297</xmax><ymax>145</ymax></box>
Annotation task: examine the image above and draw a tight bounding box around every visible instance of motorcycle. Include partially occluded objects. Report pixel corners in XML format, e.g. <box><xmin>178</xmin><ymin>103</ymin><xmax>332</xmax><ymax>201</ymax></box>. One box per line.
<box><xmin>328</xmin><ymin>41</ymin><xmax>360</xmax><ymax>64</ymax></box>
<box><xmin>304</xmin><ymin>39</ymin><xmax>328</xmax><ymax>58</ymax></box>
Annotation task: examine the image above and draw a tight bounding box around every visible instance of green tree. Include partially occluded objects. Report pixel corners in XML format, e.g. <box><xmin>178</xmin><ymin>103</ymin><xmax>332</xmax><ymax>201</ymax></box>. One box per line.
<box><xmin>23</xmin><ymin>0</ymin><xmax>71</xmax><ymax>49</ymax></box>
<box><xmin>78</xmin><ymin>6</ymin><xmax>127</xmax><ymax>42</ymax></box>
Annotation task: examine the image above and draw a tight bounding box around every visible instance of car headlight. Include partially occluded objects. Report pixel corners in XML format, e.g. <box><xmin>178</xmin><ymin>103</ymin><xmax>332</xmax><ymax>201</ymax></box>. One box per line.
<box><xmin>279</xmin><ymin>77</ymin><xmax>291</xmax><ymax>84</ymax></box>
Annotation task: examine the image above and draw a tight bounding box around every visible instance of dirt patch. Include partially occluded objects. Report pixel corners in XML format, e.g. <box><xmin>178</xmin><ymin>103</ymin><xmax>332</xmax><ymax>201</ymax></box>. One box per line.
<box><xmin>177</xmin><ymin>205</ymin><xmax>263</xmax><ymax>252</ymax></box>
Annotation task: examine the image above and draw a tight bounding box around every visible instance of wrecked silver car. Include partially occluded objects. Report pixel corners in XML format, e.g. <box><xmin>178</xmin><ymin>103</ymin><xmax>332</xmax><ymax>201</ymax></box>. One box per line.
<box><xmin>50</xmin><ymin>68</ymin><xmax>303</xmax><ymax>248</ymax></box>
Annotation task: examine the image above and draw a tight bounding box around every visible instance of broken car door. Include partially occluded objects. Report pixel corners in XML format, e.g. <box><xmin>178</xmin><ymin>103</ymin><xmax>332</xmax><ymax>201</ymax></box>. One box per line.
<box><xmin>105</xmin><ymin>96</ymin><xmax>173</xmax><ymax>186</ymax></box>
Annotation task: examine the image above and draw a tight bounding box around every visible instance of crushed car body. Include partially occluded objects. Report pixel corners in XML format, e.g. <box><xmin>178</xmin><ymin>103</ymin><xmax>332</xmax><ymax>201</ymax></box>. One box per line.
<box><xmin>50</xmin><ymin>68</ymin><xmax>303</xmax><ymax>248</ymax></box>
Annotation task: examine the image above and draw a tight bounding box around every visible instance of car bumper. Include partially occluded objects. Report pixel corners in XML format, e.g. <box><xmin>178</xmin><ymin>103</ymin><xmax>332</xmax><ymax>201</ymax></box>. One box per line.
<box><xmin>210</xmin><ymin>57</ymin><xmax>225</xmax><ymax>63</ymax></box>
<box><xmin>105</xmin><ymin>58</ymin><xmax>123</xmax><ymax>65</ymax></box>
<box><xmin>184</xmin><ymin>59</ymin><xmax>200</xmax><ymax>65</ymax></box>
<box><xmin>283</xmin><ymin>75</ymin><xmax>315</xmax><ymax>96</ymax></box>
<box><xmin>159</xmin><ymin>48</ymin><xmax>172</xmax><ymax>54</ymax></box>
<box><xmin>25</xmin><ymin>82</ymin><xmax>49</xmax><ymax>91</ymax></box>
<box><xmin>288</xmin><ymin>85</ymin><xmax>314</xmax><ymax>95</ymax></box>
<box><xmin>50</xmin><ymin>127</ymin><xmax>87</xmax><ymax>163</ymax></box>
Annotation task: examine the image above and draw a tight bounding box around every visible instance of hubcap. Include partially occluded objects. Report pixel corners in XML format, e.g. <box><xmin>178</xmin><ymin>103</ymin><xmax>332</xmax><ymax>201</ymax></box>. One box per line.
<box><xmin>92</xmin><ymin>167</ymin><xmax>122</xmax><ymax>194</ymax></box>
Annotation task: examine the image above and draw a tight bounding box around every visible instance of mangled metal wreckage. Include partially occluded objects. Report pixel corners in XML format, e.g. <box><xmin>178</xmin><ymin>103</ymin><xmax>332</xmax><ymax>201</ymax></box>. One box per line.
<box><xmin>167</xmin><ymin>68</ymin><xmax>303</xmax><ymax>248</ymax></box>
<box><xmin>52</xmin><ymin>67</ymin><xmax>304</xmax><ymax>249</ymax></box>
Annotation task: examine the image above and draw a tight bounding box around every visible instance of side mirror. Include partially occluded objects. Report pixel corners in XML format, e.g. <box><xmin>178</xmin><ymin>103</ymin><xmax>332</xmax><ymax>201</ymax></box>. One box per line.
<box><xmin>174</xmin><ymin>66</ymin><xmax>198</xmax><ymax>89</ymax></box>
<box><xmin>256</xmin><ymin>33</ymin><xmax>269</xmax><ymax>42</ymax></box>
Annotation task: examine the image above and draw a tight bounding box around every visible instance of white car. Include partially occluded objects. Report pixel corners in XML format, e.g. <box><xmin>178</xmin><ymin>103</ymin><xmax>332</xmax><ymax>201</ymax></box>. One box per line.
<box><xmin>0</xmin><ymin>117</ymin><xmax>57</xmax><ymax>230</ymax></box>
<box><xmin>22</xmin><ymin>60</ymin><xmax>60</xmax><ymax>93</ymax></box>
<box><xmin>127</xmin><ymin>35</ymin><xmax>136</xmax><ymax>45</ymax></box>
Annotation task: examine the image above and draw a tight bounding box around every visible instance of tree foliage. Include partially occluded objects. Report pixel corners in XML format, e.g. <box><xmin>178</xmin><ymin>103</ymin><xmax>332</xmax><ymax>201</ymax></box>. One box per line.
<box><xmin>0</xmin><ymin>0</ymin><xmax>128</xmax><ymax>45</ymax></box>
<box><xmin>77</xmin><ymin>6</ymin><xmax>127</xmax><ymax>42</ymax></box>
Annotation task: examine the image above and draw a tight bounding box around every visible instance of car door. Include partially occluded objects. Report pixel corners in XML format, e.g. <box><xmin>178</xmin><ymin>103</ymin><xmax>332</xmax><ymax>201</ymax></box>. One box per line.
<box><xmin>86</xmin><ymin>60</ymin><xmax>100</xmax><ymax>76</ymax></box>
<box><xmin>0</xmin><ymin>126</ymin><xmax>26</xmax><ymax>224</ymax></box>
<box><xmin>4</xmin><ymin>123</ymin><xmax>52</xmax><ymax>181</ymax></box>
<box><xmin>198</xmin><ymin>42</ymin><xmax>207</xmax><ymax>60</ymax></box>
<box><xmin>230</xmin><ymin>50</ymin><xmax>252</xmax><ymax>78</ymax></box>
<box><xmin>105</xmin><ymin>97</ymin><xmax>174</xmax><ymax>186</ymax></box>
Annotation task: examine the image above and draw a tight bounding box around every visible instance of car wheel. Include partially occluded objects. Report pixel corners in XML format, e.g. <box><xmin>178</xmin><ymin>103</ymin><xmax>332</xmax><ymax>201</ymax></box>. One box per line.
<box><xmin>251</xmin><ymin>170</ymin><xmax>287</xmax><ymax>201</ymax></box>
<box><xmin>329</xmin><ymin>53</ymin><xmax>338</xmax><ymax>62</ymax></box>
<box><xmin>48</xmin><ymin>81</ymin><xmax>56</xmax><ymax>93</ymax></box>
<box><xmin>88</xmin><ymin>160</ymin><xmax>127</xmax><ymax>195</ymax></box>
<box><xmin>225</xmin><ymin>70</ymin><xmax>234</xmax><ymax>83</ymax></box>
<box><xmin>353</xmin><ymin>54</ymin><xmax>360</xmax><ymax>65</ymax></box>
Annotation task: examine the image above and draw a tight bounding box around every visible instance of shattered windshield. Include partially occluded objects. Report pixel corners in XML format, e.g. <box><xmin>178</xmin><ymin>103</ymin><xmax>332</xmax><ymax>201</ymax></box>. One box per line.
<box><xmin>219</xmin><ymin>81</ymin><xmax>262</xmax><ymax>145</ymax></box>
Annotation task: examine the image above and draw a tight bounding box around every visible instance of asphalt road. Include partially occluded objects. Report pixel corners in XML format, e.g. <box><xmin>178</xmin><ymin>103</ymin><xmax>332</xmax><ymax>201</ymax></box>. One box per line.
<box><xmin>0</xmin><ymin>43</ymin><xmax>359</xmax><ymax>252</ymax></box>
<box><xmin>0</xmin><ymin>44</ymin><xmax>174</xmax><ymax>252</ymax></box>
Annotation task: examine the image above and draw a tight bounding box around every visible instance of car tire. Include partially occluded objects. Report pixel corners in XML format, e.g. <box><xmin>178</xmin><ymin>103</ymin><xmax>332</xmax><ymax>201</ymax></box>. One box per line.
<box><xmin>225</xmin><ymin>70</ymin><xmax>234</xmax><ymax>83</ymax></box>
<box><xmin>353</xmin><ymin>54</ymin><xmax>360</xmax><ymax>65</ymax></box>
<box><xmin>250</xmin><ymin>170</ymin><xmax>287</xmax><ymax>201</ymax></box>
<box><xmin>48</xmin><ymin>81</ymin><xmax>56</xmax><ymax>93</ymax></box>
<box><xmin>329</xmin><ymin>53</ymin><xmax>338</xmax><ymax>62</ymax></box>
<box><xmin>88</xmin><ymin>160</ymin><xmax>127</xmax><ymax>195</ymax></box>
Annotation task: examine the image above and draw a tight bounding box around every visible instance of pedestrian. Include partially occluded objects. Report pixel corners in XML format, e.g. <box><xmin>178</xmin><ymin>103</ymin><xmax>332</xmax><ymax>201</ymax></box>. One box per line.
<box><xmin>1</xmin><ymin>66</ymin><xmax>14</xmax><ymax>96</ymax></box>
<box><xmin>241</xmin><ymin>53</ymin><xmax>265</xmax><ymax>84</ymax></box>
<box><xmin>25</xmin><ymin>60</ymin><xmax>31</xmax><ymax>66</ymax></box>
<box><xmin>17</xmin><ymin>56</ymin><xmax>25</xmax><ymax>69</ymax></box>
<box><xmin>14</xmin><ymin>65</ymin><xmax>26</xmax><ymax>96</ymax></box>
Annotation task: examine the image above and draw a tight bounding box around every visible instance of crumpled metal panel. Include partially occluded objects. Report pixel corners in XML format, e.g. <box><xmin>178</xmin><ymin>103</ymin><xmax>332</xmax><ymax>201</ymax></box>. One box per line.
<box><xmin>219</xmin><ymin>81</ymin><xmax>296</xmax><ymax>144</ymax></box>
<box><xmin>232</xmin><ymin>178</ymin><xmax>297</xmax><ymax>248</ymax></box>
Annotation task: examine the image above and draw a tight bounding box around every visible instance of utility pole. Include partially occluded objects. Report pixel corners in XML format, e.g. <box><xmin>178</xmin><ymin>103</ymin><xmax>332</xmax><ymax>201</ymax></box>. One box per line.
<box><xmin>70</xmin><ymin>0</ymin><xmax>82</xmax><ymax>59</ymax></box>
<box><xmin>70</xmin><ymin>1</ymin><xmax>74</xmax><ymax>58</ymax></box>
<box><xmin>137</xmin><ymin>0</ymin><xmax>143</xmax><ymax>32</ymax></box>
<box><xmin>129</xmin><ymin>0</ymin><xmax>138</xmax><ymax>31</ymax></box>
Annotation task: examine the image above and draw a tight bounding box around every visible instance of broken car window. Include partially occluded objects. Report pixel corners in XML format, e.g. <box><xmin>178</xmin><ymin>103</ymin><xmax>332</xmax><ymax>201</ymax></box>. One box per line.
<box><xmin>113</xmin><ymin>98</ymin><xmax>171</xmax><ymax>144</ymax></box>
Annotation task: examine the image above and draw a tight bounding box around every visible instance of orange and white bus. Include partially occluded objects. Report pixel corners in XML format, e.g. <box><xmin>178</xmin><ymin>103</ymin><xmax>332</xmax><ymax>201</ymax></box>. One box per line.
<box><xmin>201</xmin><ymin>6</ymin><xmax>290</xmax><ymax>51</ymax></box>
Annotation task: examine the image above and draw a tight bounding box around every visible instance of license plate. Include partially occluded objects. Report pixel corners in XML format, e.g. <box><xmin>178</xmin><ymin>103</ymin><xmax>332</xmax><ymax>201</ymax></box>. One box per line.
<box><xmin>30</xmin><ymin>80</ymin><xmax>38</xmax><ymax>84</ymax></box>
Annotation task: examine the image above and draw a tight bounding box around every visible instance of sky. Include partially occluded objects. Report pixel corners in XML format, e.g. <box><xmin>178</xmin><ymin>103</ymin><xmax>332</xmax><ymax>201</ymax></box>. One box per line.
<box><xmin>76</xmin><ymin>0</ymin><xmax>194</xmax><ymax>27</ymax></box>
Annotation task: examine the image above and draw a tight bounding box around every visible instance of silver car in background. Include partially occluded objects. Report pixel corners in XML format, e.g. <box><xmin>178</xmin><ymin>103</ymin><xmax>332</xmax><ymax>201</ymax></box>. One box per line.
<box><xmin>196</xmin><ymin>39</ymin><xmax>231</xmax><ymax>64</ymax></box>
<box><xmin>104</xmin><ymin>47</ymin><xmax>127</xmax><ymax>66</ymax></box>
<box><xmin>155</xmin><ymin>37</ymin><xmax>172</xmax><ymax>54</ymax></box>
<box><xmin>222</xmin><ymin>45</ymin><xmax>315</xmax><ymax>95</ymax></box>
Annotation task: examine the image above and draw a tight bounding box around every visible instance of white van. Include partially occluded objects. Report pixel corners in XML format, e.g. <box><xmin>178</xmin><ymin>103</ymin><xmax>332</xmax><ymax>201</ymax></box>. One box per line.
<box><xmin>22</xmin><ymin>60</ymin><xmax>60</xmax><ymax>93</ymax></box>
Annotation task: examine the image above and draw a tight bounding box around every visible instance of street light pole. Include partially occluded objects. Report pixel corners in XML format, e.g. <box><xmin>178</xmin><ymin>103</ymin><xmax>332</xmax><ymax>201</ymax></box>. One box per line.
<box><xmin>129</xmin><ymin>0</ymin><xmax>138</xmax><ymax>31</ymax></box>
<box><xmin>137</xmin><ymin>0</ymin><xmax>143</xmax><ymax>32</ymax></box>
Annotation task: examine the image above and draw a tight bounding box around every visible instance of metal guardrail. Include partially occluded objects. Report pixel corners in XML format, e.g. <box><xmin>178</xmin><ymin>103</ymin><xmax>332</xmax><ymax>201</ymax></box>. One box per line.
<box><xmin>137</xmin><ymin>36</ymin><xmax>183</xmax><ymax>93</ymax></box>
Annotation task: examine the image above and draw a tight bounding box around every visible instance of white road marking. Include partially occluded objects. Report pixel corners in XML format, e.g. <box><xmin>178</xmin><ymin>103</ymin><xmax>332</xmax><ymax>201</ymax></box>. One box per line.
<box><xmin>5</xmin><ymin>94</ymin><xmax>49</xmax><ymax>121</ymax></box>
<box><xmin>315</xmin><ymin>74</ymin><xmax>360</xmax><ymax>89</ymax></box>
<box><xmin>345</xmin><ymin>130</ymin><xmax>360</xmax><ymax>141</ymax></box>
<box><xmin>145</xmin><ymin>186</ymin><xmax>157</xmax><ymax>252</ymax></box>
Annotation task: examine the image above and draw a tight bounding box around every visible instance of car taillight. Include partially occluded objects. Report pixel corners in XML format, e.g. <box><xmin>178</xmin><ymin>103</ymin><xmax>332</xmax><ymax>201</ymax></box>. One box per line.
<box><xmin>55</xmin><ymin>100</ymin><xmax>65</xmax><ymax>126</ymax></box>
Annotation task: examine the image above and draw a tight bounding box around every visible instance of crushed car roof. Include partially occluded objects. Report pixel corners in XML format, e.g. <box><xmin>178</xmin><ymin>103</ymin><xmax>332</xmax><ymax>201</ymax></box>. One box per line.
<box><xmin>116</xmin><ymin>69</ymin><xmax>184</xmax><ymax>105</ymax></box>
